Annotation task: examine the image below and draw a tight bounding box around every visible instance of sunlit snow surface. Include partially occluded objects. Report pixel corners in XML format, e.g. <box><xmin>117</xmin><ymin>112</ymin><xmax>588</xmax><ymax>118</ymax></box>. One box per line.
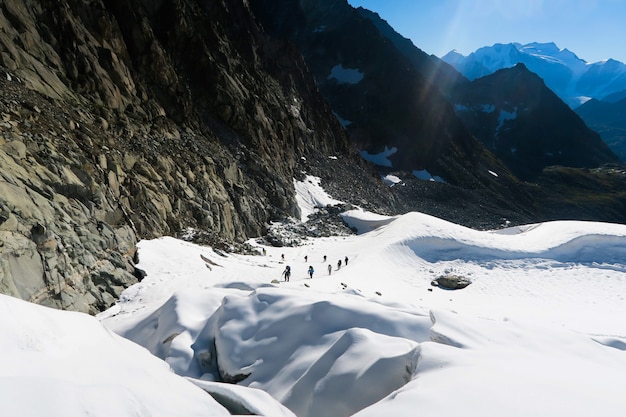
<box><xmin>3</xmin><ymin>177</ymin><xmax>626</xmax><ymax>417</ymax></box>
<box><xmin>0</xmin><ymin>294</ymin><xmax>234</xmax><ymax>417</ymax></box>
<box><xmin>293</xmin><ymin>175</ymin><xmax>342</xmax><ymax>221</ymax></box>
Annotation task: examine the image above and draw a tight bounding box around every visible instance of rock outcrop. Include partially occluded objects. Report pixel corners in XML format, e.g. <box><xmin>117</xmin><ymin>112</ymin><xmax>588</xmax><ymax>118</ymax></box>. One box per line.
<box><xmin>0</xmin><ymin>73</ymin><xmax>140</xmax><ymax>313</ymax></box>
<box><xmin>431</xmin><ymin>275</ymin><xmax>471</xmax><ymax>290</ymax></box>
<box><xmin>250</xmin><ymin>0</ymin><xmax>538</xmax><ymax>222</ymax></box>
<box><xmin>0</xmin><ymin>0</ymin><xmax>386</xmax><ymax>312</ymax></box>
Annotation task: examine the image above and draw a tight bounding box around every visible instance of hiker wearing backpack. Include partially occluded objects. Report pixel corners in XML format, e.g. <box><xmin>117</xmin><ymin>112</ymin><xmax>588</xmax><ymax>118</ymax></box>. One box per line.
<box><xmin>283</xmin><ymin>265</ymin><xmax>291</xmax><ymax>282</ymax></box>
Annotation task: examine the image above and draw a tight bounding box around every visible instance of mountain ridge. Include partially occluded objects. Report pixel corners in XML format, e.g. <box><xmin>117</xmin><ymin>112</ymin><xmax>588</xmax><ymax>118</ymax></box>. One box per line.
<box><xmin>250</xmin><ymin>0</ymin><xmax>538</xmax><ymax>216</ymax></box>
<box><xmin>575</xmin><ymin>97</ymin><xmax>626</xmax><ymax>161</ymax></box>
<box><xmin>442</xmin><ymin>42</ymin><xmax>626</xmax><ymax>108</ymax></box>
<box><xmin>2</xmin><ymin>0</ymin><xmax>626</xmax><ymax>314</ymax></box>
<box><xmin>442</xmin><ymin>41</ymin><xmax>626</xmax><ymax>163</ymax></box>
<box><xmin>450</xmin><ymin>63</ymin><xmax>619</xmax><ymax>180</ymax></box>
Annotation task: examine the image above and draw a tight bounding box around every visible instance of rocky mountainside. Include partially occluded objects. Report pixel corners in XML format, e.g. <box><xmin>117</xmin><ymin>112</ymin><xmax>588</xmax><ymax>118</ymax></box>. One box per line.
<box><xmin>250</xmin><ymin>0</ymin><xmax>626</xmax><ymax>223</ymax></box>
<box><xmin>448</xmin><ymin>63</ymin><xmax>626</xmax><ymax>224</ymax></box>
<box><xmin>250</xmin><ymin>0</ymin><xmax>470</xmax><ymax>174</ymax></box>
<box><xmin>450</xmin><ymin>63</ymin><xmax>619</xmax><ymax>180</ymax></box>
<box><xmin>0</xmin><ymin>0</ymin><xmax>396</xmax><ymax>312</ymax></box>
<box><xmin>354</xmin><ymin>7</ymin><xmax>467</xmax><ymax>96</ymax></box>
<box><xmin>250</xmin><ymin>0</ymin><xmax>536</xmax><ymax>217</ymax></box>
<box><xmin>443</xmin><ymin>43</ymin><xmax>626</xmax><ymax>162</ymax></box>
<box><xmin>575</xmin><ymin>97</ymin><xmax>626</xmax><ymax>161</ymax></box>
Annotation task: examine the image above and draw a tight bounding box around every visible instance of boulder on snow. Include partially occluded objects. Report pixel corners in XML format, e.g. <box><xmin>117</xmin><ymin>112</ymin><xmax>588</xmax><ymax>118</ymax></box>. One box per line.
<box><xmin>431</xmin><ymin>275</ymin><xmax>471</xmax><ymax>290</ymax></box>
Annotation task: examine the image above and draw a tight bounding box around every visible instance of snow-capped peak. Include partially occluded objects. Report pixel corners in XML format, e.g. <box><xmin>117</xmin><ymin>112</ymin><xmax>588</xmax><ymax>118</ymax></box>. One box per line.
<box><xmin>442</xmin><ymin>42</ymin><xmax>626</xmax><ymax>107</ymax></box>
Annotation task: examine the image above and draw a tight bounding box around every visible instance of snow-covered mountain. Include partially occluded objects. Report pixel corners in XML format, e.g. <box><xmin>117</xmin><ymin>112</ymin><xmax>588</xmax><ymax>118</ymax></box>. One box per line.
<box><xmin>442</xmin><ymin>42</ymin><xmax>626</xmax><ymax>108</ymax></box>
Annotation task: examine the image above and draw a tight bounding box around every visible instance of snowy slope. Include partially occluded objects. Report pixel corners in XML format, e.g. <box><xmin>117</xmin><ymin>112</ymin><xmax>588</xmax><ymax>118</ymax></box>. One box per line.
<box><xmin>0</xmin><ymin>294</ymin><xmax>233</xmax><ymax>417</ymax></box>
<box><xmin>3</xmin><ymin>175</ymin><xmax>626</xmax><ymax>416</ymax></box>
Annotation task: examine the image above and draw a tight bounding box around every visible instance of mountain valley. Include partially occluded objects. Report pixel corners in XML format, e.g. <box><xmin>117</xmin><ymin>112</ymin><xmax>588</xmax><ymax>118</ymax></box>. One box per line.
<box><xmin>1</xmin><ymin>0</ymin><xmax>625</xmax><ymax>314</ymax></box>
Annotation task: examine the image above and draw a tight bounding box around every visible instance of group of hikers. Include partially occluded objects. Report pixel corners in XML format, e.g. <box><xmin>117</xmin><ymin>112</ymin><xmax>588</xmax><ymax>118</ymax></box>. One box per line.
<box><xmin>281</xmin><ymin>254</ymin><xmax>349</xmax><ymax>282</ymax></box>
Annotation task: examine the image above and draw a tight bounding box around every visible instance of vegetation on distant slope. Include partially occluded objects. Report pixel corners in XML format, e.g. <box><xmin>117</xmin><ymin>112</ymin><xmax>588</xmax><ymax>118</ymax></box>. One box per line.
<box><xmin>531</xmin><ymin>166</ymin><xmax>626</xmax><ymax>223</ymax></box>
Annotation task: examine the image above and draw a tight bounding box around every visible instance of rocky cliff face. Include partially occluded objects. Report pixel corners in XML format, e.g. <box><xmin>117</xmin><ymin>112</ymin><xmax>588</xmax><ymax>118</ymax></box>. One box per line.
<box><xmin>250</xmin><ymin>0</ymin><xmax>538</xmax><ymax>215</ymax></box>
<box><xmin>250</xmin><ymin>0</ymin><xmax>467</xmax><ymax>173</ymax></box>
<box><xmin>0</xmin><ymin>0</ymin><xmax>388</xmax><ymax>312</ymax></box>
<box><xmin>0</xmin><ymin>73</ymin><xmax>138</xmax><ymax>312</ymax></box>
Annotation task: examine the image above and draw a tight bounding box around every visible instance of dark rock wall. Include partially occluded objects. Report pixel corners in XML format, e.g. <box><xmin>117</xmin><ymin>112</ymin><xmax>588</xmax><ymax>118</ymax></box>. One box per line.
<box><xmin>0</xmin><ymin>0</ymin><xmax>357</xmax><ymax>312</ymax></box>
<box><xmin>252</xmin><ymin>1</ymin><xmax>504</xmax><ymax>184</ymax></box>
<box><xmin>250</xmin><ymin>0</ymin><xmax>537</xmax><ymax>218</ymax></box>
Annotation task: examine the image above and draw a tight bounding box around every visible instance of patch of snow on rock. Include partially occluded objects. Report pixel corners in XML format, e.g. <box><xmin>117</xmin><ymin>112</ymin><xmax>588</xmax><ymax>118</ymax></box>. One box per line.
<box><xmin>328</xmin><ymin>64</ymin><xmax>364</xmax><ymax>84</ymax></box>
<box><xmin>333</xmin><ymin>112</ymin><xmax>352</xmax><ymax>127</ymax></box>
<box><xmin>413</xmin><ymin>169</ymin><xmax>445</xmax><ymax>183</ymax></box>
<box><xmin>294</xmin><ymin>176</ymin><xmax>343</xmax><ymax>222</ymax></box>
<box><xmin>382</xmin><ymin>174</ymin><xmax>402</xmax><ymax>187</ymax></box>
<box><xmin>496</xmin><ymin>108</ymin><xmax>517</xmax><ymax>133</ymax></box>
<box><xmin>360</xmin><ymin>146</ymin><xmax>397</xmax><ymax>167</ymax></box>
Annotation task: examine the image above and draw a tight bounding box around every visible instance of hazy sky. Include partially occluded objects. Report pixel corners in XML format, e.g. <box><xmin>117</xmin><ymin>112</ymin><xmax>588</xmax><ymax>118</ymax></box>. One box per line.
<box><xmin>347</xmin><ymin>0</ymin><xmax>626</xmax><ymax>63</ymax></box>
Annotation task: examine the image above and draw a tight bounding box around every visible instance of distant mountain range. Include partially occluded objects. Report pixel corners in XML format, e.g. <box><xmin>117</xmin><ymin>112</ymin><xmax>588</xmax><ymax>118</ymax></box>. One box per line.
<box><xmin>442</xmin><ymin>42</ymin><xmax>626</xmax><ymax>108</ymax></box>
<box><xmin>442</xmin><ymin>42</ymin><xmax>626</xmax><ymax>161</ymax></box>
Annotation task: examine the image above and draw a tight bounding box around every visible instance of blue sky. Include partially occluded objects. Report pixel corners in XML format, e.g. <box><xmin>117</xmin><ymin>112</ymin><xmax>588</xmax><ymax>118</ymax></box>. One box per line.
<box><xmin>347</xmin><ymin>0</ymin><xmax>626</xmax><ymax>63</ymax></box>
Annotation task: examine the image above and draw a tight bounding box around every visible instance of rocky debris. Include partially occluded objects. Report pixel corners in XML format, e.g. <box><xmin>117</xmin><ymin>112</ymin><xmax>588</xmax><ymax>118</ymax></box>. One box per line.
<box><xmin>431</xmin><ymin>275</ymin><xmax>472</xmax><ymax>290</ymax></box>
<box><xmin>256</xmin><ymin>204</ymin><xmax>356</xmax><ymax>248</ymax></box>
<box><xmin>300</xmin><ymin>153</ymin><xmax>401</xmax><ymax>217</ymax></box>
<box><xmin>179</xmin><ymin>228</ymin><xmax>258</xmax><ymax>255</ymax></box>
